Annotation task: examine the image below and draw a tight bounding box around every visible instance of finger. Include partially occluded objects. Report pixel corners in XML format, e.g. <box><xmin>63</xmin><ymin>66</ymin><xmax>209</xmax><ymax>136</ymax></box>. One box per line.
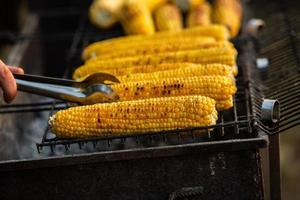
<box><xmin>8</xmin><ymin>66</ymin><xmax>24</xmax><ymax>74</ymax></box>
<box><xmin>0</xmin><ymin>62</ymin><xmax>17</xmax><ymax>103</ymax></box>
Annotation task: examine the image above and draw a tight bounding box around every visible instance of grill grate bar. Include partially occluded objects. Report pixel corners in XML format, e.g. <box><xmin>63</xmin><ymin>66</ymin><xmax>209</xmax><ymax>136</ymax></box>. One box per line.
<box><xmin>0</xmin><ymin>101</ymin><xmax>68</xmax><ymax>114</ymax></box>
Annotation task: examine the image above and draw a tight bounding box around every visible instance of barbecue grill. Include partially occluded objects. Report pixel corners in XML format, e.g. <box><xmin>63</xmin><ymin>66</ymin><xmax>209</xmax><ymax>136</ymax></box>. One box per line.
<box><xmin>0</xmin><ymin>0</ymin><xmax>299</xmax><ymax>199</ymax></box>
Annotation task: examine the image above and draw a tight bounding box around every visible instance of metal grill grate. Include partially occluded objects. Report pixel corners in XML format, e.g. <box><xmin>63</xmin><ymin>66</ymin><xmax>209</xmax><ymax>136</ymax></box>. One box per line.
<box><xmin>249</xmin><ymin>0</ymin><xmax>300</xmax><ymax>135</ymax></box>
<box><xmin>34</xmin><ymin>12</ymin><xmax>259</xmax><ymax>152</ymax></box>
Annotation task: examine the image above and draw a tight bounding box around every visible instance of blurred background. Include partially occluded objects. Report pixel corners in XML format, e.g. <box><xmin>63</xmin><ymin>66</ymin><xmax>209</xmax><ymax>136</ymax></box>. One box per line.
<box><xmin>280</xmin><ymin>127</ymin><xmax>300</xmax><ymax>200</ymax></box>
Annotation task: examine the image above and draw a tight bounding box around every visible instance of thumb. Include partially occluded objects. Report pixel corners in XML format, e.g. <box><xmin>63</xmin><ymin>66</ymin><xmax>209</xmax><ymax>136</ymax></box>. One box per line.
<box><xmin>8</xmin><ymin>66</ymin><xmax>24</xmax><ymax>74</ymax></box>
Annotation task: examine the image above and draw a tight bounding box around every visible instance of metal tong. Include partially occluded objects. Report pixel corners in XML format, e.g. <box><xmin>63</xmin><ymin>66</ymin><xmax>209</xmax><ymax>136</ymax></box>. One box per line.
<box><xmin>14</xmin><ymin>73</ymin><xmax>120</xmax><ymax>104</ymax></box>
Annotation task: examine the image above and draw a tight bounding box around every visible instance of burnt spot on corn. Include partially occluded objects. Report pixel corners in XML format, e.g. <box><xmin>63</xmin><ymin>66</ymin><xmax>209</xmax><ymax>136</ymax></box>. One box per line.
<box><xmin>97</xmin><ymin>113</ymin><xmax>101</xmax><ymax>123</ymax></box>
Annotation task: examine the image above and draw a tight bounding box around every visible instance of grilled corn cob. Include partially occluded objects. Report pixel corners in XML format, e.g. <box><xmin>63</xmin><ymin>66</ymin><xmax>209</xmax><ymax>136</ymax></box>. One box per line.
<box><xmin>118</xmin><ymin>64</ymin><xmax>234</xmax><ymax>82</ymax></box>
<box><xmin>187</xmin><ymin>1</ymin><xmax>211</xmax><ymax>27</ymax></box>
<box><xmin>89</xmin><ymin>0</ymin><xmax>124</xmax><ymax>29</ymax></box>
<box><xmin>82</xmin><ymin>24</ymin><xmax>229</xmax><ymax>60</ymax></box>
<box><xmin>49</xmin><ymin>95</ymin><xmax>217</xmax><ymax>138</ymax></box>
<box><xmin>86</xmin><ymin>46</ymin><xmax>237</xmax><ymax>65</ymax></box>
<box><xmin>110</xmin><ymin>76</ymin><xmax>236</xmax><ymax>110</ymax></box>
<box><xmin>119</xmin><ymin>0</ymin><xmax>155</xmax><ymax>35</ymax></box>
<box><xmin>76</xmin><ymin>47</ymin><xmax>237</xmax><ymax>80</ymax></box>
<box><xmin>154</xmin><ymin>3</ymin><xmax>183</xmax><ymax>31</ymax></box>
<box><xmin>83</xmin><ymin>36</ymin><xmax>216</xmax><ymax>60</ymax></box>
<box><xmin>76</xmin><ymin>63</ymin><xmax>232</xmax><ymax>79</ymax></box>
<box><xmin>212</xmin><ymin>0</ymin><xmax>242</xmax><ymax>38</ymax></box>
<box><xmin>96</xmin><ymin>40</ymin><xmax>235</xmax><ymax>59</ymax></box>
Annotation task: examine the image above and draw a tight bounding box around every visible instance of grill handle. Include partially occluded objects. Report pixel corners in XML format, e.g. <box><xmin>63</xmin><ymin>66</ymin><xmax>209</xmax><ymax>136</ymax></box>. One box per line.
<box><xmin>261</xmin><ymin>99</ymin><xmax>280</xmax><ymax>124</ymax></box>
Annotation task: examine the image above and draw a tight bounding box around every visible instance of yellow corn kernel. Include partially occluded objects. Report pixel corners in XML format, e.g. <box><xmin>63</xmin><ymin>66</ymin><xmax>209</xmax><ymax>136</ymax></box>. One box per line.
<box><xmin>154</xmin><ymin>3</ymin><xmax>183</xmax><ymax>31</ymax></box>
<box><xmin>212</xmin><ymin>0</ymin><xmax>242</xmax><ymax>38</ymax></box>
<box><xmin>119</xmin><ymin>0</ymin><xmax>155</xmax><ymax>35</ymax></box>
<box><xmin>96</xmin><ymin>40</ymin><xmax>234</xmax><ymax>60</ymax></box>
<box><xmin>187</xmin><ymin>1</ymin><xmax>211</xmax><ymax>27</ymax></box>
<box><xmin>232</xmin><ymin>64</ymin><xmax>238</xmax><ymax>76</ymax></box>
<box><xmin>118</xmin><ymin>63</ymin><xmax>234</xmax><ymax>82</ymax></box>
<box><xmin>49</xmin><ymin>95</ymin><xmax>217</xmax><ymax>138</ymax></box>
<box><xmin>82</xmin><ymin>24</ymin><xmax>230</xmax><ymax>60</ymax></box>
<box><xmin>110</xmin><ymin>76</ymin><xmax>236</xmax><ymax>110</ymax></box>
<box><xmin>216</xmin><ymin>96</ymin><xmax>233</xmax><ymax>110</ymax></box>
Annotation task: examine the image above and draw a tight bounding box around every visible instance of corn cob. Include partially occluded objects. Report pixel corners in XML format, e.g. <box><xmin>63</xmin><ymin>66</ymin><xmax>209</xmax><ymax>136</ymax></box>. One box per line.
<box><xmin>187</xmin><ymin>1</ymin><xmax>211</xmax><ymax>27</ymax></box>
<box><xmin>83</xmin><ymin>36</ymin><xmax>216</xmax><ymax>60</ymax></box>
<box><xmin>96</xmin><ymin>40</ymin><xmax>235</xmax><ymax>60</ymax></box>
<box><xmin>76</xmin><ymin>47</ymin><xmax>237</xmax><ymax>80</ymax></box>
<box><xmin>212</xmin><ymin>0</ymin><xmax>242</xmax><ymax>38</ymax></box>
<box><xmin>109</xmin><ymin>76</ymin><xmax>236</xmax><ymax>110</ymax></box>
<box><xmin>89</xmin><ymin>0</ymin><xmax>167</xmax><ymax>29</ymax></box>
<box><xmin>89</xmin><ymin>0</ymin><xmax>124</xmax><ymax>29</ymax></box>
<box><xmin>49</xmin><ymin>95</ymin><xmax>217</xmax><ymax>138</ymax></box>
<box><xmin>86</xmin><ymin>45</ymin><xmax>237</xmax><ymax>65</ymax></box>
<box><xmin>154</xmin><ymin>3</ymin><xmax>183</xmax><ymax>31</ymax></box>
<box><xmin>118</xmin><ymin>63</ymin><xmax>234</xmax><ymax>82</ymax></box>
<box><xmin>73</xmin><ymin>63</ymin><xmax>233</xmax><ymax>80</ymax></box>
<box><xmin>82</xmin><ymin>24</ymin><xmax>230</xmax><ymax>60</ymax></box>
<box><xmin>118</xmin><ymin>0</ymin><xmax>155</xmax><ymax>35</ymax></box>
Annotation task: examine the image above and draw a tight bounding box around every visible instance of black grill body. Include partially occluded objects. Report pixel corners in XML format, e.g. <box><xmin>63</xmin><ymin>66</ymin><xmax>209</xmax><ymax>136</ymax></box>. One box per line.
<box><xmin>0</xmin><ymin>143</ymin><xmax>265</xmax><ymax>200</ymax></box>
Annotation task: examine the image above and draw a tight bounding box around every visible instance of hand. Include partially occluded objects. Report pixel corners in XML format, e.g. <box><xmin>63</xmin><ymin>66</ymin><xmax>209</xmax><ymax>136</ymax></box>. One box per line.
<box><xmin>0</xmin><ymin>59</ymin><xmax>24</xmax><ymax>103</ymax></box>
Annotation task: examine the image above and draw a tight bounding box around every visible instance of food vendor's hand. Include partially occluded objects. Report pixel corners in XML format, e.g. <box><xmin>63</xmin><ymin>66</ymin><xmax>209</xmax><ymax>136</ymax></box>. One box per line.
<box><xmin>0</xmin><ymin>59</ymin><xmax>24</xmax><ymax>103</ymax></box>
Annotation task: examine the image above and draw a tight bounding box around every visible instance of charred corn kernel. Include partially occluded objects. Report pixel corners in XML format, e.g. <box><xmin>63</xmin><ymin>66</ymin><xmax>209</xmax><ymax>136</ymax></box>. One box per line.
<box><xmin>118</xmin><ymin>64</ymin><xmax>234</xmax><ymax>82</ymax></box>
<box><xmin>96</xmin><ymin>40</ymin><xmax>234</xmax><ymax>59</ymax></box>
<box><xmin>83</xmin><ymin>36</ymin><xmax>216</xmax><ymax>60</ymax></box>
<box><xmin>76</xmin><ymin>47</ymin><xmax>237</xmax><ymax>80</ymax></box>
<box><xmin>212</xmin><ymin>0</ymin><xmax>242</xmax><ymax>38</ymax></box>
<box><xmin>110</xmin><ymin>76</ymin><xmax>236</xmax><ymax>110</ymax></box>
<box><xmin>49</xmin><ymin>95</ymin><xmax>217</xmax><ymax>138</ymax></box>
<box><xmin>82</xmin><ymin>24</ymin><xmax>229</xmax><ymax>60</ymax></box>
<box><xmin>187</xmin><ymin>2</ymin><xmax>211</xmax><ymax>27</ymax></box>
<box><xmin>119</xmin><ymin>0</ymin><xmax>155</xmax><ymax>35</ymax></box>
<box><xmin>154</xmin><ymin>3</ymin><xmax>183</xmax><ymax>31</ymax></box>
<box><xmin>89</xmin><ymin>0</ymin><xmax>124</xmax><ymax>29</ymax></box>
<box><xmin>172</xmin><ymin>0</ymin><xmax>204</xmax><ymax>12</ymax></box>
